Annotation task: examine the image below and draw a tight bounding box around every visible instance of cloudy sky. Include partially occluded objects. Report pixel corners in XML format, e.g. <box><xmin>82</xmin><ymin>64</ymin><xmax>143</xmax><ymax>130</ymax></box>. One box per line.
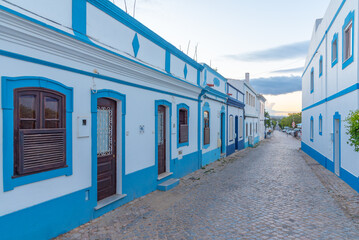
<box><xmin>113</xmin><ymin>0</ymin><xmax>330</xmax><ymax>116</ymax></box>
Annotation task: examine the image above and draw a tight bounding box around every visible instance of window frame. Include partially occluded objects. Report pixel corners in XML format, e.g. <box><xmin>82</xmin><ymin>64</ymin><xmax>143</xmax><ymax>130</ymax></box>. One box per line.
<box><xmin>14</xmin><ymin>88</ymin><xmax>67</xmax><ymax>177</ymax></box>
<box><xmin>342</xmin><ymin>11</ymin><xmax>355</xmax><ymax>69</ymax></box>
<box><xmin>203</xmin><ymin>102</ymin><xmax>210</xmax><ymax>148</ymax></box>
<box><xmin>310</xmin><ymin>116</ymin><xmax>314</xmax><ymax>142</ymax></box>
<box><xmin>310</xmin><ymin>67</ymin><xmax>314</xmax><ymax>94</ymax></box>
<box><xmin>2</xmin><ymin>77</ymin><xmax>73</xmax><ymax>191</ymax></box>
<box><xmin>319</xmin><ymin>55</ymin><xmax>323</xmax><ymax>77</ymax></box>
<box><xmin>229</xmin><ymin>115</ymin><xmax>234</xmax><ymax>142</ymax></box>
<box><xmin>331</xmin><ymin>33</ymin><xmax>338</xmax><ymax>67</ymax></box>
<box><xmin>177</xmin><ymin>103</ymin><xmax>190</xmax><ymax>148</ymax></box>
<box><xmin>319</xmin><ymin>114</ymin><xmax>323</xmax><ymax>136</ymax></box>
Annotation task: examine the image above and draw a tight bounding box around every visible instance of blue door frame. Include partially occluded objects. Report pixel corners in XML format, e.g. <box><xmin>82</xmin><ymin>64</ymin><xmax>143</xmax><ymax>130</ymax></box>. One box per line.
<box><xmin>235</xmin><ymin>116</ymin><xmax>239</xmax><ymax>150</ymax></box>
<box><xmin>220</xmin><ymin>112</ymin><xmax>226</xmax><ymax>154</ymax></box>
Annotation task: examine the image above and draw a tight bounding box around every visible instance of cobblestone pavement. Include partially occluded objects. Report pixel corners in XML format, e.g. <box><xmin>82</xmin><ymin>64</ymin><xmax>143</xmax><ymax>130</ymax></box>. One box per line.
<box><xmin>58</xmin><ymin>132</ymin><xmax>359</xmax><ymax>240</ymax></box>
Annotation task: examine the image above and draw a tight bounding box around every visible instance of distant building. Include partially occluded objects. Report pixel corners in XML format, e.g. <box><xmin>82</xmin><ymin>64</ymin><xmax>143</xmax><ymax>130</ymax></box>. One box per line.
<box><xmin>302</xmin><ymin>0</ymin><xmax>359</xmax><ymax>192</ymax></box>
<box><xmin>229</xmin><ymin>73</ymin><xmax>266</xmax><ymax>148</ymax></box>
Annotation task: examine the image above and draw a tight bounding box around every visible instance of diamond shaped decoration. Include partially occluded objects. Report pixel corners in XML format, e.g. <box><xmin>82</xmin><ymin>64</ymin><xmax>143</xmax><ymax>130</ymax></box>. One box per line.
<box><xmin>132</xmin><ymin>33</ymin><xmax>140</xmax><ymax>57</ymax></box>
<box><xmin>184</xmin><ymin>64</ymin><xmax>188</xmax><ymax>79</ymax></box>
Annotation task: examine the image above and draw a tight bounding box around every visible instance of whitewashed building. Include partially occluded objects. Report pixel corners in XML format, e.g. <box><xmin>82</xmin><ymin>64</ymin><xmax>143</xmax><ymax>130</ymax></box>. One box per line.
<box><xmin>302</xmin><ymin>0</ymin><xmax>359</xmax><ymax>192</ymax></box>
<box><xmin>200</xmin><ymin>64</ymin><xmax>228</xmax><ymax>166</ymax></box>
<box><xmin>229</xmin><ymin>74</ymin><xmax>266</xmax><ymax>148</ymax></box>
<box><xmin>0</xmin><ymin>0</ymin><xmax>219</xmax><ymax>239</ymax></box>
<box><xmin>226</xmin><ymin>80</ymin><xmax>245</xmax><ymax>155</ymax></box>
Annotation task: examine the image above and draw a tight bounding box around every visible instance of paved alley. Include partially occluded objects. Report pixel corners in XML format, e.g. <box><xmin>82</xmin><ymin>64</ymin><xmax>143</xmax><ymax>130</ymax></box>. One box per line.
<box><xmin>58</xmin><ymin>132</ymin><xmax>359</xmax><ymax>240</ymax></box>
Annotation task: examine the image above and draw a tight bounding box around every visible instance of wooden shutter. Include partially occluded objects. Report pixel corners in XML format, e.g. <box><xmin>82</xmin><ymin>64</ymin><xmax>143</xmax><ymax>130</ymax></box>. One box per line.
<box><xmin>179</xmin><ymin>124</ymin><xmax>188</xmax><ymax>143</ymax></box>
<box><xmin>204</xmin><ymin>127</ymin><xmax>210</xmax><ymax>145</ymax></box>
<box><xmin>18</xmin><ymin>128</ymin><xmax>66</xmax><ymax>175</ymax></box>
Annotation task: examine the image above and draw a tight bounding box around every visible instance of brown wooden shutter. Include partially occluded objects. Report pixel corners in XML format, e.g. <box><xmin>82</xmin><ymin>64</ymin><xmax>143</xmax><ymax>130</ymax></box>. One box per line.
<box><xmin>204</xmin><ymin>127</ymin><xmax>210</xmax><ymax>145</ymax></box>
<box><xmin>18</xmin><ymin>128</ymin><xmax>66</xmax><ymax>175</ymax></box>
<box><xmin>179</xmin><ymin>124</ymin><xmax>188</xmax><ymax>143</ymax></box>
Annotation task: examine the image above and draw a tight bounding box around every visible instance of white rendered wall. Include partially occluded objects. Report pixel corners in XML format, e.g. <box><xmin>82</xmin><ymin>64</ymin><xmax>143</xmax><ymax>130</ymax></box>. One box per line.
<box><xmin>227</xmin><ymin>105</ymin><xmax>244</xmax><ymax>146</ymax></box>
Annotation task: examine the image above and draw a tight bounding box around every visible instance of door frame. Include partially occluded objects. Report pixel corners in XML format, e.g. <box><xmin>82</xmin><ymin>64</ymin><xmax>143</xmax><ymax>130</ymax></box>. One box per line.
<box><xmin>155</xmin><ymin>100</ymin><xmax>172</xmax><ymax>175</ymax></box>
<box><xmin>91</xmin><ymin>90</ymin><xmax>126</xmax><ymax>203</ymax></box>
<box><xmin>333</xmin><ymin>112</ymin><xmax>341</xmax><ymax>176</ymax></box>
<box><xmin>220</xmin><ymin>106</ymin><xmax>226</xmax><ymax>154</ymax></box>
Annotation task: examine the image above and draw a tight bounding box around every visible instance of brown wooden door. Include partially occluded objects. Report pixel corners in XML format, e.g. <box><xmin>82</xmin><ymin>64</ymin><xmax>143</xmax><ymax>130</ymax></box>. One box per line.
<box><xmin>97</xmin><ymin>98</ymin><xmax>117</xmax><ymax>201</ymax></box>
<box><xmin>157</xmin><ymin>105</ymin><xmax>166</xmax><ymax>175</ymax></box>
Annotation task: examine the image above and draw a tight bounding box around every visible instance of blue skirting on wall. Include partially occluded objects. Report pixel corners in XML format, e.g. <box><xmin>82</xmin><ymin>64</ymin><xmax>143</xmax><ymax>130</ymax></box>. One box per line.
<box><xmin>226</xmin><ymin>143</ymin><xmax>236</xmax><ymax>156</ymax></box>
<box><xmin>202</xmin><ymin>148</ymin><xmax>221</xmax><ymax>166</ymax></box>
<box><xmin>301</xmin><ymin>141</ymin><xmax>359</xmax><ymax>193</ymax></box>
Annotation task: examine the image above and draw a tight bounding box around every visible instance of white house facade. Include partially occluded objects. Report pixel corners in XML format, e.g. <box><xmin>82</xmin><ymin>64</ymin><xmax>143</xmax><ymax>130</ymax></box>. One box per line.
<box><xmin>302</xmin><ymin>0</ymin><xmax>359</xmax><ymax>193</ymax></box>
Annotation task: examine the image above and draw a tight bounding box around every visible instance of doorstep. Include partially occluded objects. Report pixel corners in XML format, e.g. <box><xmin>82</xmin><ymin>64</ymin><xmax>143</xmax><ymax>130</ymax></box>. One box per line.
<box><xmin>95</xmin><ymin>194</ymin><xmax>127</xmax><ymax>210</ymax></box>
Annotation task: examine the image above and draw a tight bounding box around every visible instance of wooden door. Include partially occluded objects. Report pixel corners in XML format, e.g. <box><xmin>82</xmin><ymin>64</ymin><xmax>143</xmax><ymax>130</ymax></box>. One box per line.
<box><xmin>157</xmin><ymin>106</ymin><xmax>166</xmax><ymax>175</ymax></box>
<box><xmin>97</xmin><ymin>98</ymin><xmax>117</xmax><ymax>201</ymax></box>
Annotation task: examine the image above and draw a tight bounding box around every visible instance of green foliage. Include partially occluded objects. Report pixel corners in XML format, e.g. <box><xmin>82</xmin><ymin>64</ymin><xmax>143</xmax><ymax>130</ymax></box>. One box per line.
<box><xmin>265</xmin><ymin>111</ymin><xmax>271</xmax><ymax>128</ymax></box>
<box><xmin>345</xmin><ymin>110</ymin><xmax>359</xmax><ymax>152</ymax></box>
<box><xmin>280</xmin><ymin>112</ymin><xmax>302</xmax><ymax>128</ymax></box>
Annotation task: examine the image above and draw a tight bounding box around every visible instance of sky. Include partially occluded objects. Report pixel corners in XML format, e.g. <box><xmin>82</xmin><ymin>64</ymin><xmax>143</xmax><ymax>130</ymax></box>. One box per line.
<box><xmin>113</xmin><ymin>0</ymin><xmax>331</xmax><ymax>116</ymax></box>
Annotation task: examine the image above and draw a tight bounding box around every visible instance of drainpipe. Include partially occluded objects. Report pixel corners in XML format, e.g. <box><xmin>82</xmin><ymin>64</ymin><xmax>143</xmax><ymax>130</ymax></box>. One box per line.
<box><xmin>197</xmin><ymin>89</ymin><xmax>206</xmax><ymax>169</ymax></box>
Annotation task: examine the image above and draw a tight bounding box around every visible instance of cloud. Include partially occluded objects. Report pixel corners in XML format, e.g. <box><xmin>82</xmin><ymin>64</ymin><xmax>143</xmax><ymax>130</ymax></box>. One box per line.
<box><xmin>226</xmin><ymin>41</ymin><xmax>310</xmax><ymax>62</ymax></box>
<box><xmin>250</xmin><ymin>76</ymin><xmax>302</xmax><ymax>95</ymax></box>
<box><xmin>271</xmin><ymin>67</ymin><xmax>304</xmax><ymax>74</ymax></box>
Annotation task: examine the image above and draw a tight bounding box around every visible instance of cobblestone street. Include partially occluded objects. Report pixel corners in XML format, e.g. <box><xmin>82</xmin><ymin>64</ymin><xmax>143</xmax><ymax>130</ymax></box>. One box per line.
<box><xmin>58</xmin><ymin>132</ymin><xmax>359</xmax><ymax>240</ymax></box>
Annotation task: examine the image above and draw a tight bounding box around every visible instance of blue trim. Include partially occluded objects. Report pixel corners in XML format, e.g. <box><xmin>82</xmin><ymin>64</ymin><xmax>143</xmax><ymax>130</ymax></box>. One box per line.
<box><xmin>155</xmin><ymin>100</ymin><xmax>172</xmax><ymax>174</ymax></box>
<box><xmin>342</xmin><ymin>11</ymin><xmax>355</xmax><ymax>69</ymax></box>
<box><xmin>1</xmin><ymin>77</ymin><xmax>73</xmax><ymax>191</ymax></box>
<box><xmin>213</xmin><ymin>77</ymin><xmax>220</xmax><ymax>87</ymax></box>
<box><xmin>72</xmin><ymin>0</ymin><xmax>87</xmax><ymax>37</ymax></box>
<box><xmin>319</xmin><ymin>55</ymin><xmax>323</xmax><ymax>77</ymax></box>
<box><xmin>226</xmin><ymin>143</ymin><xmax>235</xmax><ymax>156</ymax></box>
<box><xmin>177</xmin><ymin>103</ymin><xmax>190</xmax><ymax>148</ymax></box>
<box><xmin>302</xmin><ymin>0</ymin><xmax>347</xmax><ymax>77</ymax></box>
<box><xmin>165</xmin><ymin>50</ymin><xmax>171</xmax><ymax>73</ymax></box>
<box><xmin>333</xmin><ymin>112</ymin><xmax>341</xmax><ymax>176</ymax></box>
<box><xmin>184</xmin><ymin>64</ymin><xmax>188</xmax><ymax>79</ymax></box>
<box><xmin>203</xmin><ymin>70</ymin><xmax>207</xmax><ymax>86</ymax></box>
<box><xmin>86</xmin><ymin>0</ymin><xmax>204</xmax><ymax>70</ymax></box>
<box><xmin>331</xmin><ymin>33</ymin><xmax>339</xmax><ymax>67</ymax></box>
<box><xmin>227</xmin><ymin>83</ymin><xmax>244</xmax><ymax>96</ymax></box>
<box><xmin>310</xmin><ymin>67</ymin><xmax>314</xmax><ymax>94</ymax></box>
<box><xmin>310</xmin><ymin>116</ymin><xmax>314</xmax><ymax>142</ymax></box>
<box><xmin>302</xmin><ymin>83</ymin><xmax>359</xmax><ymax>111</ymax></box>
<box><xmin>202</xmin><ymin>102</ymin><xmax>210</xmax><ymax>149</ymax></box>
<box><xmin>0</xmin><ymin>50</ymin><xmax>200</xmax><ymax>102</ymax></box>
<box><xmin>132</xmin><ymin>33</ymin><xmax>140</xmax><ymax>57</ymax></box>
<box><xmin>202</xmin><ymin>148</ymin><xmax>221</xmax><ymax>166</ymax></box>
<box><xmin>204</xmin><ymin>86</ymin><xmax>228</xmax><ymax>100</ymax></box>
<box><xmin>91</xmin><ymin>89</ymin><xmax>126</xmax><ymax>203</ymax></box>
<box><xmin>196</xmin><ymin>69</ymin><xmax>201</xmax><ymax>86</ymax></box>
<box><xmin>0</xmin><ymin>5</ymin><xmax>202</xmax><ymax>90</ymax></box>
<box><xmin>319</xmin><ymin>114</ymin><xmax>323</xmax><ymax>136</ymax></box>
<box><xmin>302</xmin><ymin>141</ymin><xmax>359</xmax><ymax>193</ymax></box>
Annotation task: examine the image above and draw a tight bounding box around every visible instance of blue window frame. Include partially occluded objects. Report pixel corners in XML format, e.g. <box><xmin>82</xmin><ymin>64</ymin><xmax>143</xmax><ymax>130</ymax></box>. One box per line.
<box><xmin>319</xmin><ymin>114</ymin><xmax>323</xmax><ymax>136</ymax></box>
<box><xmin>310</xmin><ymin>67</ymin><xmax>314</xmax><ymax>94</ymax></box>
<box><xmin>177</xmin><ymin>103</ymin><xmax>189</xmax><ymax>148</ymax></box>
<box><xmin>1</xmin><ymin>77</ymin><xmax>73</xmax><ymax>191</ymax></box>
<box><xmin>342</xmin><ymin>11</ymin><xmax>355</xmax><ymax>69</ymax></box>
<box><xmin>319</xmin><ymin>55</ymin><xmax>323</xmax><ymax>77</ymax></box>
<box><xmin>331</xmin><ymin>33</ymin><xmax>338</xmax><ymax>67</ymax></box>
<box><xmin>203</xmin><ymin>102</ymin><xmax>210</xmax><ymax>149</ymax></box>
<box><xmin>310</xmin><ymin>116</ymin><xmax>314</xmax><ymax>142</ymax></box>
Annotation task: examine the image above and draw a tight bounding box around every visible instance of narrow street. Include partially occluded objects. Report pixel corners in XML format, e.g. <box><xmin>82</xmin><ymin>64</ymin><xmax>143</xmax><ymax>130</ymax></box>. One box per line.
<box><xmin>58</xmin><ymin>132</ymin><xmax>359</xmax><ymax>240</ymax></box>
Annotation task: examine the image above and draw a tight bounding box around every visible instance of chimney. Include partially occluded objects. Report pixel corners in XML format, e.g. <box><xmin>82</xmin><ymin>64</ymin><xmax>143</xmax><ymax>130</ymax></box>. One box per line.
<box><xmin>245</xmin><ymin>73</ymin><xmax>250</xmax><ymax>82</ymax></box>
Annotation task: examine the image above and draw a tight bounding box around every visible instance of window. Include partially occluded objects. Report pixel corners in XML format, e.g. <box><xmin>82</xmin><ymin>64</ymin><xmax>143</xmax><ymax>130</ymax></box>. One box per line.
<box><xmin>332</xmin><ymin>33</ymin><xmax>338</xmax><ymax>67</ymax></box>
<box><xmin>310</xmin><ymin>117</ymin><xmax>314</xmax><ymax>142</ymax></box>
<box><xmin>178</xmin><ymin>108</ymin><xmax>188</xmax><ymax>144</ymax></box>
<box><xmin>344</xmin><ymin>23</ymin><xmax>352</xmax><ymax>61</ymax></box>
<box><xmin>343</xmin><ymin>11</ymin><xmax>354</xmax><ymax>69</ymax></box>
<box><xmin>319</xmin><ymin>56</ymin><xmax>323</xmax><ymax>77</ymax></box>
<box><xmin>310</xmin><ymin>68</ymin><xmax>314</xmax><ymax>94</ymax></box>
<box><xmin>14</xmin><ymin>88</ymin><xmax>66</xmax><ymax>176</ymax></box>
<box><xmin>246</xmin><ymin>123</ymin><xmax>248</xmax><ymax>137</ymax></box>
<box><xmin>319</xmin><ymin>114</ymin><xmax>323</xmax><ymax>136</ymax></box>
<box><xmin>204</xmin><ymin>111</ymin><xmax>210</xmax><ymax>145</ymax></box>
<box><xmin>229</xmin><ymin>115</ymin><xmax>234</xmax><ymax>141</ymax></box>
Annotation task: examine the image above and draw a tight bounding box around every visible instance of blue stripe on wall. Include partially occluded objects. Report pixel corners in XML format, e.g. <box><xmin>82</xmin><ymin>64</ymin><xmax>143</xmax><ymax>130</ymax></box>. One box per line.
<box><xmin>202</xmin><ymin>148</ymin><xmax>221</xmax><ymax>166</ymax></box>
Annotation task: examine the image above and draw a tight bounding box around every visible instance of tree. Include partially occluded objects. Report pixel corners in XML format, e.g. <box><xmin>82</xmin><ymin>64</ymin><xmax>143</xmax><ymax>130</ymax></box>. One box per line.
<box><xmin>345</xmin><ymin>110</ymin><xmax>359</xmax><ymax>152</ymax></box>
<box><xmin>264</xmin><ymin>111</ymin><xmax>271</xmax><ymax>128</ymax></box>
<box><xmin>280</xmin><ymin>112</ymin><xmax>302</xmax><ymax>128</ymax></box>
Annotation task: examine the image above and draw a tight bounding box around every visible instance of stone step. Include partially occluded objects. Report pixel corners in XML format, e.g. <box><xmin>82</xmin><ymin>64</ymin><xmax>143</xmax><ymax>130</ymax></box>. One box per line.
<box><xmin>157</xmin><ymin>178</ymin><xmax>180</xmax><ymax>191</ymax></box>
